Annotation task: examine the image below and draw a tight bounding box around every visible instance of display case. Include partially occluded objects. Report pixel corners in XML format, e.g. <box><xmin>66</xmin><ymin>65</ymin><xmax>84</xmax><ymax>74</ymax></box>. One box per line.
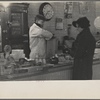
<box><xmin>1</xmin><ymin>3</ymin><xmax>30</xmax><ymax>57</ymax></box>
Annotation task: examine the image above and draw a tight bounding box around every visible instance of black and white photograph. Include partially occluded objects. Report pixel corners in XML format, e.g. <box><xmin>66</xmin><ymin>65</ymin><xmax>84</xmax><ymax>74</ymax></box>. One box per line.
<box><xmin>0</xmin><ymin>0</ymin><xmax>100</xmax><ymax>99</ymax></box>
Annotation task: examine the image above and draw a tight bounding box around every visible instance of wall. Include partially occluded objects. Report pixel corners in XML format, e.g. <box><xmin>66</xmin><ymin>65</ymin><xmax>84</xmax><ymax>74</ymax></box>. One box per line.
<box><xmin>28</xmin><ymin>2</ymin><xmax>68</xmax><ymax>57</ymax></box>
<box><xmin>94</xmin><ymin>1</ymin><xmax>100</xmax><ymax>40</ymax></box>
<box><xmin>28</xmin><ymin>1</ymin><xmax>97</xmax><ymax>41</ymax></box>
<box><xmin>70</xmin><ymin>2</ymin><xmax>96</xmax><ymax>39</ymax></box>
<box><xmin>28</xmin><ymin>2</ymin><xmax>68</xmax><ymax>43</ymax></box>
<box><xmin>27</xmin><ymin>1</ymin><xmax>99</xmax><ymax>57</ymax></box>
<box><xmin>95</xmin><ymin>1</ymin><xmax>100</xmax><ymax>31</ymax></box>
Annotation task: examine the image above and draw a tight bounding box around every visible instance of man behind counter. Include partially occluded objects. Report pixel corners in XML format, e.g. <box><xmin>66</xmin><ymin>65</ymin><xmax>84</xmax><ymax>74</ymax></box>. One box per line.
<box><xmin>29</xmin><ymin>14</ymin><xmax>53</xmax><ymax>60</ymax></box>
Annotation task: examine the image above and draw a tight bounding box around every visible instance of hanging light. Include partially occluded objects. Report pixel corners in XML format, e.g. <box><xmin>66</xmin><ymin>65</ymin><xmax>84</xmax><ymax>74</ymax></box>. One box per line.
<box><xmin>0</xmin><ymin>4</ymin><xmax>4</xmax><ymax>12</ymax></box>
<box><xmin>94</xmin><ymin>16</ymin><xmax>100</xmax><ymax>29</ymax></box>
<box><xmin>1</xmin><ymin>2</ymin><xmax>10</xmax><ymax>8</ymax></box>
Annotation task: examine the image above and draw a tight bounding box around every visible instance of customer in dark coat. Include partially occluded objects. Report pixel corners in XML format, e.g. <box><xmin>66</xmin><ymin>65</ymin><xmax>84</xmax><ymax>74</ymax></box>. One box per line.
<box><xmin>69</xmin><ymin>17</ymin><xmax>96</xmax><ymax>80</ymax></box>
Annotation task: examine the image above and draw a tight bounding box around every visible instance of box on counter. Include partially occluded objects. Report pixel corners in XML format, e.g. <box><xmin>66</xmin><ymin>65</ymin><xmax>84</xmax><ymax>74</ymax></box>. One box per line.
<box><xmin>0</xmin><ymin>65</ymin><xmax>14</xmax><ymax>75</ymax></box>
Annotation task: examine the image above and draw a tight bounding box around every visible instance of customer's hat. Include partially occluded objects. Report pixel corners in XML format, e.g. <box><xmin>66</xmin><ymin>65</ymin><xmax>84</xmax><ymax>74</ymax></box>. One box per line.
<box><xmin>35</xmin><ymin>14</ymin><xmax>46</xmax><ymax>21</ymax></box>
<box><xmin>72</xmin><ymin>17</ymin><xmax>90</xmax><ymax>28</ymax></box>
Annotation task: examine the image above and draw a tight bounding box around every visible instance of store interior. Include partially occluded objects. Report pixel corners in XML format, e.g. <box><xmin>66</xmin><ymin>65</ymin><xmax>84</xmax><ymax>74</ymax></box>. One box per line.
<box><xmin>0</xmin><ymin>1</ymin><xmax>100</xmax><ymax>80</ymax></box>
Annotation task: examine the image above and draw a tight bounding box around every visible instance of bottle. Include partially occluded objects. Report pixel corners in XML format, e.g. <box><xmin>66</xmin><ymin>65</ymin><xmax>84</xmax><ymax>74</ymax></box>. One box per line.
<box><xmin>35</xmin><ymin>54</ymin><xmax>39</xmax><ymax>65</ymax></box>
<box><xmin>0</xmin><ymin>53</ymin><xmax>5</xmax><ymax>75</ymax></box>
<box><xmin>55</xmin><ymin>54</ymin><xmax>58</xmax><ymax>58</ymax></box>
<box><xmin>0</xmin><ymin>53</ymin><xmax>5</xmax><ymax>62</ymax></box>
<box><xmin>42</xmin><ymin>58</ymin><xmax>46</xmax><ymax>65</ymax></box>
<box><xmin>55</xmin><ymin>54</ymin><xmax>59</xmax><ymax>64</ymax></box>
<box><xmin>38</xmin><ymin>57</ymin><xmax>42</xmax><ymax>65</ymax></box>
<box><xmin>39</xmin><ymin>58</ymin><xmax>42</xmax><ymax>63</ymax></box>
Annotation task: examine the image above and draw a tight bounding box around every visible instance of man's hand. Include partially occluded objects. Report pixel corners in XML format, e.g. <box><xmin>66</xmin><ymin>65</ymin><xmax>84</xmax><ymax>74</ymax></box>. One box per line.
<box><xmin>51</xmin><ymin>34</ymin><xmax>55</xmax><ymax>39</ymax></box>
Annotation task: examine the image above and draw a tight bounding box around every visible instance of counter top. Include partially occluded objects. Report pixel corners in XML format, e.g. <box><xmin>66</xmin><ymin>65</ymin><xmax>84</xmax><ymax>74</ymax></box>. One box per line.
<box><xmin>0</xmin><ymin>59</ymin><xmax>100</xmax><ymax>81</ymax></box>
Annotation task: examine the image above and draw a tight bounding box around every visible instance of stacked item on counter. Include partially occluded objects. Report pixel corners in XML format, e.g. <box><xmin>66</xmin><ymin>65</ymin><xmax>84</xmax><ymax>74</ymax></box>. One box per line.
<box><xmin>48</xmin><ymin>53</ymin><xmax>73</xmax><ymax>65</ymax></box>
<box><xmin>0</xmin><ymin>45</ymin><xmax>52</xmax><ymax>76</ymax></box>
<box><xmin>0</xmin><ymin>45</ymin><xmax>74</xmax><ymax>76</ymax></box>
<box><xmin>0</xmin><ymin>46</ymin><xmax>27</xmax><ymax>75</ymax></box>
<box><xmin>93</xmin><ymin>48</ymin><xmax>100</xmax><ymax>60</ymax></box>
<box><xmin>0</xmin><ymin>56</ymin><xmax>46</xmax><ymax>76</ymax></box>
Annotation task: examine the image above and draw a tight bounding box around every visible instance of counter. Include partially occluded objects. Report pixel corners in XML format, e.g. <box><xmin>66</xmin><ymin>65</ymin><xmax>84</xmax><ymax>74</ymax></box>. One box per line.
<box><xmin>0</xmin><ymin>59</ymin><xmax>100</xmax><ymax>81</ymax></box>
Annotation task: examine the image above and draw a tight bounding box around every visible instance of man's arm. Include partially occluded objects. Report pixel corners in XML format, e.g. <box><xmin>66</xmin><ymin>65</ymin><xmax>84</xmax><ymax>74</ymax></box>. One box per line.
<box><xmin>29</xmin><ymin>26</ymin><xmax>43</xmax><ymax>38</ymax></box>
<box><xmin>41</xmin><ymin>29</ymin><xmax>53</xmax><ymax>40</ymax></box>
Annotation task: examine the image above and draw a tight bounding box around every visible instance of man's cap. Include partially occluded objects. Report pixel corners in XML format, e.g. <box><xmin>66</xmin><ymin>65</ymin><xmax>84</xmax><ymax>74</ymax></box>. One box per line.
<box><xmin>35</xmin><ymin>14</ymin><xmax>46</xmax><ymax>21</ymax></box>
